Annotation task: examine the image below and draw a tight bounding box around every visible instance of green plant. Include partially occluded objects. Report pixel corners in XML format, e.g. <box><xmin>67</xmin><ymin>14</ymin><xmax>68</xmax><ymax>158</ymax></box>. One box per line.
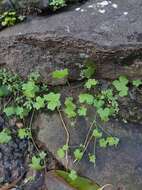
<box><xmin>22</xmin><ymin>81</ymin><xmax>39</xmax><ymax>98</ymax></box>
<box><xmin>84</xmin><ymin>79</ymin><xmax>98</xmax><ymax>90</ymax></box>
<box><xmin>64</xmin><ymin>97</ymin><xmax>76</xmax><ymax>118</ymax></box>
<box><xmin>56</xmin><ymin>170</ymin><xmax>100</xmax><ymax>189</ymax></box>
<box><xmin>49</xmin><ymin>0</ymin><xmax>66</xmax><ymax>11</ymax></box>
<box><xmin>0</xmin><ymin>11</ymin><xmax>25</xmax><ymax>27</ymax></box>
<box><xmin>57</xmin><ymin>144</ymin><xmax>69</xmax><ymax>159</ymax></box>
<box><xmin>77</xmin><ymin>106</ymin><xmax>87</xmax><ymax>116</ymax></box>
<box><xmin>0</xmin><ymin>129</ymin><xmax>11</xmax><ymax>144</ymax></box>
<box><xmin>88</xmin><ymin>153</ymin><xmax>96</xmax><ymax>165</ymax></box>
<box><xmin>44</xmin><ymin>92</ymin><xmax>61</xmax><ymax>111</ymax></box>
<box><xmin>81</xmin><ymin>59</ymin><xmax>96</xmax><ymax>79</ymax></box>
<box><xmin>79</xmin><ymin>93</ymin><xmax>94</xmax><ymax>105</ymax></box>
<box><xmin>4</xmin><ymin>106</ymin><xmax>28</xmax><ymax>119</ymax></box>
<box><xmin>0</xmin><ymin>85</ymin><xmax>10</xmax><ymax>97</ymax></box>
<box><xmin>0</xmin><ymin>69</ymin><xmax>131</xmax><ymax>177</ymax></box>
<box><xmin>113</xmin><ymin>76</ymin><xmax>129</xmax><ymax>97</ymax></box>
<box><xmin>18</xmin><ymin>128</ymin><xmax>31</xmax><ymax>139</ymax></box>
<box><xmin>33</xmin><ymin>96</ymin><xmax>45</xmax><ymax>110</ymax></box>
<box><xmin>92</xmin><ymin>128</ymin><xmax>102</xmax><ymax>138</ymax></box>
<box><xmin>132</xmin><ymin>79</ymin><xmax>142</xmax><ymax>87</ymax></box>
<box><xmin>52</xmin><ymin>69</ymin><xmax>69</xmax><ymax>79</ymax></box>
<box><xmin>99</xmin><ymin>137</ymin><xmax>119</xmax><ymax>148</ymax></box>
<box><xmin>74</xmin><ymin>148</ymin><xmax>83</xmax><ymax>161</ymax></box>
<box><xmin>29</xmin><ymin>152</ymin><xmax>46</xmax><ymax>171</ymax></box>
<box><xmin>68</xmin><ymin>170</ymin><xmax>78</xmax><ymax>181</ymax></box>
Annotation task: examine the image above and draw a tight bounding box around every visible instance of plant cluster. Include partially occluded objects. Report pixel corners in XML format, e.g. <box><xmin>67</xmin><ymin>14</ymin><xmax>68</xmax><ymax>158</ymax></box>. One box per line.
<box><xmin>0</xmin><ymin>67</ymin><xmax>141</xmax><ymax>181</ymax></box>
<box><xmin>49</xmin><ymin>0</ymin><xmax>66</xmax><ymax>11</ymax></box>
<box><xmin>0</xmin><ymin>11</ymin><xmax>25</xmax><ymax>27</ymax></box>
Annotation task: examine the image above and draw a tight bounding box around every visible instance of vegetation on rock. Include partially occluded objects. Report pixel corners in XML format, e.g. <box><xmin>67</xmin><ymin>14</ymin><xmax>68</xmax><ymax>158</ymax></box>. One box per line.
<box><xmin>0</xmin><ymin>67</ymin><xmax>141</xmax><ymax>188</ymax></box>
<box><xmin>0</xmin><ymin>11</ymin><xmax>25</xmax><ymax>27</ymax></box>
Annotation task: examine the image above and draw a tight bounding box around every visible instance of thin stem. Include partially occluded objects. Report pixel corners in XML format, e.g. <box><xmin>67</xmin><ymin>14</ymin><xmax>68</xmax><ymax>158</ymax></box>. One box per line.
<box><xmin>83</xmin><ymin>134</ymin><xmax>93</xmax><ymax>155</ymax></box>
<box><xmin>58</xmin><ymin>108</ymin><xmax>70</xmax><ymax>169</ymax></box>
<box><xmin>93</xmin><ymin>139</ymin><xmax>96</xmax><ymax>168</ymax></box>
<box><xmin>97</xmin><ymin>122</ymin><xmax>112</xmax><ymax>136</ymax></box>
<box><xmin>74</xmin><ymin>119</ymin><xmax>96</xmax><ymax>164</ymax></box>
<box><xmin>29</xmin><ymin>109</ymin><xmax>40</xmax><ymax>153</ymax></box>
<box><xmin>74</xmin><ymin>134</ymin><xmax>94</xmax><ymax>166</ymax></box>
<box><xmin>84</xmin><ymin>120</ymin><xmax>96</xmax><ymax>147</ymax></box>
<box><xmin>99</xmin><ymin>184</ymin><xmax>113</xmax><ymax>190</ymax></box>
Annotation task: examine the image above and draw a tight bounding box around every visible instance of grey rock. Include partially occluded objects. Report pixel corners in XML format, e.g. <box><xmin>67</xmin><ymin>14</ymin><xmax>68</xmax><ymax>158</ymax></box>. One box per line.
<box><xmin>0</xmin><ymin>0</ymin><xmax>142</xmax><ymax>82</ymax></box>
<box><xmin>34</xmin><ymin>112</ymin><xmax>142</xmax><ymax>190</ymax></box>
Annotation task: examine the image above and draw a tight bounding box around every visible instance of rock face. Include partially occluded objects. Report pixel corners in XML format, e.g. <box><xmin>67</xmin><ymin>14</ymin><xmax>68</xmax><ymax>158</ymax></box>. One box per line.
<box><xmin>0</xmin><ymin>0</ymin><xmax>142</xmax><ymax>189</ymax></box>
<box><xmin>0</xmin><ymin>0</ymin><xmax>142</xmax><ymax>82</ymax></box>
<box><xmin>0</xmin><ymin>0</ymin><xmax>49</xmax><ymax>14</ymax></box>
<box><xmin>34</xmin><ymin>112</ymin><xmax>142</xmax><ymax>190</ymax></box>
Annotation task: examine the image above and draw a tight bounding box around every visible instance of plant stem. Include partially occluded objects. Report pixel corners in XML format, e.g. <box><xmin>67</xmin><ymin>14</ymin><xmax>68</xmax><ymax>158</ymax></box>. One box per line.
<box><xmin>58</xmin><ymin>108</ymin><xmax>70</xmax><ymax>169</ymax></box>
<box><xmin>29</xmin><ymin>109</ymin><xmax>40</xmax><ymax>153</ymax></box>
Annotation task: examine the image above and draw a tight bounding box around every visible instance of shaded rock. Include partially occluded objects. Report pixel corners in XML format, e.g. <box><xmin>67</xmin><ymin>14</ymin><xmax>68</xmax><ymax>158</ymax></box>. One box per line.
<box><xmin>0</xmin><ymin>0</ymin><xmax>14</xmax><ymax>14</ymax></box>
<box><xmin>34</xmin><ymin>112</ymin><xmax>142</xmax><ymax>190</ymax></box>
<box><xmin>0</xmin><ymin>0</ymin><xmax>142</xmax><ymax>82</ymax></box>
<box><xmin>0</xmin><ymin>0</ymin><xmax>49</xmax><ymax>14</ymax></box>
<box><xmin>117</xmin><ymin>87</ymin><xmax>142</xmax><ymax>124</ymax></box>
<box><xmin>0</xmin><ymin>122</ymin><xmax>28</xmax><ymax>184</ymax></box>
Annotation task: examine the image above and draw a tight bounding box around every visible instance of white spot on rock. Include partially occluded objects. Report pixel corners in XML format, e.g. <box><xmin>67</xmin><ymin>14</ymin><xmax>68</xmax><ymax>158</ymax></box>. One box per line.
<box><xmin>97</xmin><ymin>1</ymin><xmax>109</xmax><ymax>7</ymax></box>
<box><xmin>65</xmin><ymin>26</ymin><xmax>70</xmax><ymax>33</ymax></box>
<box><xmin>98</xmin><ymin>9</ymin><xmax>106</xmax><ymax>14</ymax></box>
<box><xmin>88</xmin><ymin>5</ymin><xmax>93</xmax><ymax>8</ymax></box>
<box><xmin>81</xmin><ymin>9</ymin><xmax>85</xmax><ymax>12</ymax></box>
<box><xmin>123</xmin><ymin>12</ymin><xmax>128</xmax><ymax>15</ymax></box>
<box><xmin>112</xmin><ymin>3</ymin><xmax>118</xmax><ymax>8</ymax></box>
<box><xmin>75</xmin><ymin>7</ymin><xmax>81</xmax><ymax>11</ymax></box>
